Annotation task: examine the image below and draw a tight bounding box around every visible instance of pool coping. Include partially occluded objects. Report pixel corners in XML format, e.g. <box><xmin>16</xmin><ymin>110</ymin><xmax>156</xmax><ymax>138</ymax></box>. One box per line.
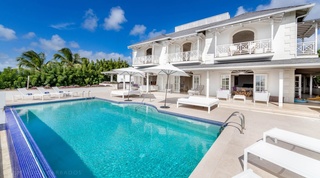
<box><xmin>5</xmin><ymin>97</ymin><xmax>223</xmax><ymax>177</ymax></box>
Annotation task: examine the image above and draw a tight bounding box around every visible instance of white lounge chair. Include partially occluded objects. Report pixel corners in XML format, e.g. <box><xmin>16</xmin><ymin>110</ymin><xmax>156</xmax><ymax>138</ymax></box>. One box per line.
<box><xmin>37</xmin><ymin>87</ymin><xmax>62</xmax><ymax>98</ymax></box>
<box><xmin>216</xmin><ymin>90</ymin><xmax>231</xmax><ymax>100</ymax></box>
<box><xmin>263</xmin><ymin>128</ymin><xmax>320</xmax><ymax>154</ymax></box>
<box><xmin>188</xmin><ymin>85</ymin><xmax>204</xmax><ymax>95</ymax></box>
<box><xmin>110</xmin><ymin>90</ymin><xmax>141</xmax><ymax>99</ymax></box>
<box><xmin>253</xmin><ymin>92</ymin><xmax>270</xmax><ymax>106</ymax></box>
<box><xmin>177</xmin><ymin>96</ymin><xmax>219</xmax><ymax>113</ymax></box>
<box><xmin>244</xmin><ymin>140</ymin><xmax>320</xmax><ymax>178</ymax></box>
<box><xmin>14</xmin><ymin>88</ymin><xmax>46</xmax><ymax>101</ymax></box>
<box><xmin>52</xmin><ymin>87</ymin><xmax>75</xmax><ymax>97</ymax></box>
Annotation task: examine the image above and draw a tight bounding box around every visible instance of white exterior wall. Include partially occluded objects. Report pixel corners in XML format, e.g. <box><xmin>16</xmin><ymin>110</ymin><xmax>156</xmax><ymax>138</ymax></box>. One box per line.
<box><xmin>283</xmin><ymin>69</ymin><xmax>295</xmax><ymax>103</ymax></box>
<box><xmin>272</xmin><ymin>12</ymin><xmax>297</xmax><ymax>60</ymax></box>
<box><xmin>202</xmin><ymin>32</ymin><xmax>215</xmax><ymax>63</ymax></box>
<box><xmin>158</xmin><ymin>45</ymin><xmax>167</xmax><ymax>65</ymax></box>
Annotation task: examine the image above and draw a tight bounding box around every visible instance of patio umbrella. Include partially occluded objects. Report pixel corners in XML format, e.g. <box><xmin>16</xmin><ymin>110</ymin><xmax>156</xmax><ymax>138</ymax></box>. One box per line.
<box><xmin>144</xmin><ymin>63</ymin><xmax>189</xmax><ymax>108</ymax></box>
<box><xmin>112</xmin><ymin>67</ymin><xmax>145</xmax><ymax>101</ymax></box>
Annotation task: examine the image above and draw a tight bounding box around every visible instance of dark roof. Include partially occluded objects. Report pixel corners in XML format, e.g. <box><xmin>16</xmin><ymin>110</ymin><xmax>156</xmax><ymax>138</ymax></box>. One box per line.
<box><xmin>129</xmin><ymin>4</ymin><xmax>314</xmax><ymax>47</ymax></box>
<box><xmin>177</xmin><ymin>58</ymin><xmax>320</xmax><ymax>71</ymax></box>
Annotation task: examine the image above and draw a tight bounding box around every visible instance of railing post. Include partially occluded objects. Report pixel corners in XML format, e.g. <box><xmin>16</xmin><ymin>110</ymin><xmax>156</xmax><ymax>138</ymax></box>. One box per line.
<box><xmin>315</xmin><ymin>22</ymin><xmax>318</xmax><ymax>54</ymax></box>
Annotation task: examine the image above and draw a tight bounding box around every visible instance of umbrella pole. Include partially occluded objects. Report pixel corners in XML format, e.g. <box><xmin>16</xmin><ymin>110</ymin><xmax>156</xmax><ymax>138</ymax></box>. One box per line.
<box><xmin>125</xmin><ymin>74</ymin><xmax>132</xmax><ymax>101</ymax></box>
<box><xmin>160</xmin><ymin>74</ymin><xmax>170</xmax><ymax>108</ymax></box>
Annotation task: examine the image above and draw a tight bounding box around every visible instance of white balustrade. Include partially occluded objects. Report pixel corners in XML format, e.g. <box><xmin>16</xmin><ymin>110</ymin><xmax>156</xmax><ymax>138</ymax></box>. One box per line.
<box><xmin>133</xmin><ymin>55</ymin><xmax>159</xmax><ymax>65</ymax></box>
<box><xmin>167</xmin><ymin>50</ymin><xmax>201</xmax><ymax>63</ymax></box>
<box><xmin>297</xmin><ymin>41</ymin><xmax>315</xmax><ymax>55</ymax></box>
<box><xmin>216</xmin><ymin>39</ymin><xmax>272</xmax><ymax>57</ymax></box>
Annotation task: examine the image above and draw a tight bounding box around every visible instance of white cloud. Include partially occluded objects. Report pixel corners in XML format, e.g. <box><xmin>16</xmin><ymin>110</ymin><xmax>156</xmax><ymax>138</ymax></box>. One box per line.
<box><xmin>103</xmin><ymin>6</ymin><xmax>127</xmax><ymax>31</ymax></box>
<box><xmin>23</xmin><ymin>32</ymin><xmax>36</xmax><ymax>39</ymax></box>
<box><xmin>130</xmin><ymin>25</ymin><xmax>146</xmax><ymax>36</ymax></box>
<box><xmin>148</xmin><ymin>29</ymin><xmax>166</xmax><ymax>39</ymax></box>
<box><xmin>50</xmin><ymin>22</ymin><xmax>75</xmax><ymax>30</ymax></box>
<box><xmin>39</xmin><ymin>34</ymin><xmax>66</xmax><ymax>51</ymax></box>
<box><xmin>82</xmin><ymin>9</ymin><xmax>98</xmax><ymax>32</ymax></box>
<box><xmin>78</xmin><ymin>50</ymin><xmax>131</xmax><ymax>61</ymax></box>
<box><xmin>69</xmin><ymin>41</ymin><xmax>80</xmax><ymax>48</ymax></box>
<box><xmin>235</xmin><ymin>6</ymin><xmax>247</xmax><ymax>16</ymax></box>
<box><xmin>0</xmin><ymin>24</ymin><xmax>17</xmax><ymax>40</ymax></box>
<box><xmin>0</xmin><ymin>53</ymin><xmax>16</xmax><ymax>70</ymax></box>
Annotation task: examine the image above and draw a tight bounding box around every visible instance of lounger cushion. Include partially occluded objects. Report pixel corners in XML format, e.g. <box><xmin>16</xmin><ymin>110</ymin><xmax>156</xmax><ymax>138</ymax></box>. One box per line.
<box><xmin>177</xmin><ymin>96</ymin><xmax>219</xmax><ymax>113</ymax></box>
<box><xmin>244</xmin><ymin>140</ymin><xmax>320</xmax><ymax>177</ymax></box>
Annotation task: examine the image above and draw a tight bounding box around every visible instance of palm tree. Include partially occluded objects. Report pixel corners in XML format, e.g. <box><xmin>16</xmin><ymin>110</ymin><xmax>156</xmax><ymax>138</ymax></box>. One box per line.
<box><xmin>16</xmin><ymin>50</ymin><xmax>46</xmax><ymax>72</ymax></box>
<box><xmin>54</xmin><ymin>48</ymin><xmax>87</xmax><ymax>67</ymax></box>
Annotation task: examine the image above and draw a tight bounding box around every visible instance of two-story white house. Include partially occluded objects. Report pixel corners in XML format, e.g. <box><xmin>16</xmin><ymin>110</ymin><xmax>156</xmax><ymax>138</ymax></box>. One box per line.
<box><xmin>128</xmin><ymin>4</ymin><xmax>320</xmax><ymax>106</ymax></box>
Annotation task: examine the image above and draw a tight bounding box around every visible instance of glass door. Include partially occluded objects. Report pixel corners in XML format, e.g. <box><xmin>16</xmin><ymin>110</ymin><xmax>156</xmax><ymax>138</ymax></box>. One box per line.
<box><xmin>295</xmin><ymin>74</ymin><xmax>302</xmax><ymax>98</ymax></box>
<box><xmin>173</xmin><ymin>76</ymin><xmax>180</xmax><ymax>92</ymax></box>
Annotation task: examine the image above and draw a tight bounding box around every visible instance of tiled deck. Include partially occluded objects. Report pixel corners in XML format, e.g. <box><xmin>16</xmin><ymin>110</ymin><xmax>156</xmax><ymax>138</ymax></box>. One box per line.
<box><xmin>1</xmin><ymin>87</ymin><xmax>320</xmax><ymax>177</ymax></box>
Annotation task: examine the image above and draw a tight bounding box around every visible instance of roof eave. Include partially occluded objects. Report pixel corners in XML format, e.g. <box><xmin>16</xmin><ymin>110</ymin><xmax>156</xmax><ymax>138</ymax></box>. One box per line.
<box><xmin>196</xmin><ymin>4</ymin><xmax>315</xmax><ymax>32</ymax></box>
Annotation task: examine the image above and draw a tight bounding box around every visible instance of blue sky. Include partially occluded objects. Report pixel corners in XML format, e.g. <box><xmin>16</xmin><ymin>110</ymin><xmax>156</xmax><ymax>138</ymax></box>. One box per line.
<box><xmin>0</xmin><ymin>0</ymin><xmax>319</xmax><ymax>71</ymax></box>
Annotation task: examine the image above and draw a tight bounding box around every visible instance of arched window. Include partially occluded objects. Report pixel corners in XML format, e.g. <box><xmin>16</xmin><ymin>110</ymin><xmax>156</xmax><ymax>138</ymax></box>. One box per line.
<box><xmin>182</xmin><ymin>42</ymin><xmax>192</xmax><ymax>52</ymax></box>
<box><xmin>146</xmin><ymin>48</ymin><xmax>152</xmax><ymax>56</ymax></box>
<box><xmin>182</xmin><ymin>42</ymin><xmax>192</xmax><ymax>61</ymax></box>
<box><xmin>233</xmin><ymin>30</ymin><xmax>254</xmax><ymax>43</ymax></box>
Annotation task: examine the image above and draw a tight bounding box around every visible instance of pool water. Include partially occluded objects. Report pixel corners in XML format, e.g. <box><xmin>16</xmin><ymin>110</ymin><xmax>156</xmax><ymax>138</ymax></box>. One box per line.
<box><xmin>15</xmin><ymin>99</ymin><xmax>221</xmax><ymax>177</ymax></box>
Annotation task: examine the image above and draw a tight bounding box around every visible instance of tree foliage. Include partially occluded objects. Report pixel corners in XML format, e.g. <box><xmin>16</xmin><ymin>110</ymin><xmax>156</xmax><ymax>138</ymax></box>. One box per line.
<box><xmin>0</xmin><ymin>48</ymin><xmax>129</xmax><ymax>89</ymax></box>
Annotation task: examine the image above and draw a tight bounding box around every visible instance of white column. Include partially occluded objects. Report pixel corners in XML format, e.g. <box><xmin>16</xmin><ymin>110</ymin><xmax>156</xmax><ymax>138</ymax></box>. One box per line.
<box><xmin>152</xmin><ymin>43</ymin><xmax>155</xmax><ymax>63</ymax></box>
<box><xmin>315</xmin><ymin>22</ymin><xmax>318</xmax><ymax>54</ymax></box>
<box><xmin>111</xmin><ymin>74</ymin><xmax>114</xmax><ymax>82</ymax></box>
<box><xmin>310</xmin><ymin>75</ymin><xmax>313</xmax><ymax>96</ymax></box>
<box><xmin>214</xmin><ymin>32</ymin><xmax>217</xmax><ymax>57</ymax></box>
<box><xmin>271</xmin><ymin>18</ymin><xmax>274</xmax><ymax>52</ymax></box>
<box><xmin>146</xmin><ymin>73</ymin><xmax>149</xmax><ymax>93</ymax></box>
<box><xmin>197</xmin><ymin>36</ymin><xmax>200</xmax><ymax>60</ymax></box>
<box><xmin>123</xmin><ymin>75</ymin><xmax>125</xmax><ymax>91</ymax></box>
<box><xmin>278</xmin><ymin>70</ymin><xmax>283</xmax><ymax>107</ymax></box>
<box><xmin>206</xmin><ymin>71</ymin><xmax>210</xmax><ymax>98</ymax></box>
<box><xmin>303</xmin><ymin>76</ymin><xmax>306</xmax><ymax>93</ymax></box>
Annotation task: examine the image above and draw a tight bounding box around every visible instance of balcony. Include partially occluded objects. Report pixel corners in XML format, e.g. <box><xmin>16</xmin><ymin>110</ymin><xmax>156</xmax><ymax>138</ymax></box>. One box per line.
<box><xmin>132</xmin><ymin>55</ymin><xmax>159</xmax><ymax>66</ymax></box>
<box><xmin>167</xmin><ymin>50</ymin><xmax>201</xmax><ymax>64</ymax></box>
<box><xmin>297</xmin><ymin>41</ymin><xmax>316</xmax><ymax>55</ymax></box>
<box><xmin>216</xmin><ymin>39</ymin><xmax>272</xmax><ymax>58</ymax></box>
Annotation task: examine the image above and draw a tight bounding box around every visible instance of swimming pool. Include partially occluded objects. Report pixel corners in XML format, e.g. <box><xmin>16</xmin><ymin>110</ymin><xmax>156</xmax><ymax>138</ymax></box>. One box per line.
<box><xmin>7</xmin><ymin>99</ymin><xmax>222</xmax><ymax>177</ymax></box>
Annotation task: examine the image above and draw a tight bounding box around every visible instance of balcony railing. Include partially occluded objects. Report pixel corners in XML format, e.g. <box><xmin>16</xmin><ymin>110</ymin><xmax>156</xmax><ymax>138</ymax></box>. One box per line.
<box><xmin>297</xmin><ymin>41</ymin><xmax>316</xmax><ymax>55</ymax></box>
<box><xmin>216</xmin><ymin>39</ymin><xmax>272</xmax><ymax>57</ymax></box>
<box><xmin>133</xmin><ymin>55</ymin><xmax>159</xmax><ymax>65</ymax></box>
<box><xmin>167</xmin><ymin>50</ymin><xmax>201</xmax><ymax>63</ymax></box>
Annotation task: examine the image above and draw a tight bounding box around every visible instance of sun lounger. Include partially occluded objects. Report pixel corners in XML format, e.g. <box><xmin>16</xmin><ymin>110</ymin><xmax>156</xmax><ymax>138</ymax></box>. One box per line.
<box><xmin>14</xmin><ymin>88</ymin><xmax>46</xmax><ymax>101</ymax></box>
<box><xmin>37</xmin><ymin>87</ymin><xmax>62</xmax><ymax>98</ymax></box>
<box><xmin>263</xmin><ymin>128</ymin><xmax>320</xmax><ymax>154</ymax></box>
<box><xmin>232</xmin><ymin>169</ymin><xmax>261</xmax><ymax>178</ymax></box>
<box><xmin>52</xmin><ymin>87</ymin><xmax>76</xmax><ymax>97</ymax></box>
<box><xmin>110</xmin><ymin>90</ymin><xmax>141</xmax><ymax>99</ymax></box>
<box><xmin>244</xmin><ymin>140</ymin><xmax>320</xmax><ymax>178</ymax></box>
<box><xmin>177</xmin><ymin>96</ymin><xmax>219</xmax><ymax>113</ymax></box>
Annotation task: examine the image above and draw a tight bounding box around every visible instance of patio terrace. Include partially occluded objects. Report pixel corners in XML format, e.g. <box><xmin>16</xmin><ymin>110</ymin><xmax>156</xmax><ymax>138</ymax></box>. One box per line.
<box><xmin>1</xmin><ymin>87</ymin><xmax>320</xmax><ymax>177</ymax></box>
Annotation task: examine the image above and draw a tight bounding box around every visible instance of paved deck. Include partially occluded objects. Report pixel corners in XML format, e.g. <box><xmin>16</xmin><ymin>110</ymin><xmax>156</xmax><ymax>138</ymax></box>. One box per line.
<box><xmin>1</xmin><ymin>87</ymin><xmax>320</xmax><ymax>177</ymax></box>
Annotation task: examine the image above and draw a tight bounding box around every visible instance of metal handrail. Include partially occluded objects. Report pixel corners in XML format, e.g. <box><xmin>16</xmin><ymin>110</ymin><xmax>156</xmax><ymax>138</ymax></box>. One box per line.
<box><xmin>220</xmin><ymin>111</ymin><xmax>246</xmax><ymax>134</ymax></box>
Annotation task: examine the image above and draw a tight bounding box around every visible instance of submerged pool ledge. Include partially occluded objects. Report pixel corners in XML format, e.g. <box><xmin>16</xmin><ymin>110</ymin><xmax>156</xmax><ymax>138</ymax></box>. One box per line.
<box><xmin>5</xmin><ymin>107</ymin><xmax>56</xmax><ymax>178</ymax></box>
<box><xmin>99</xmin><ymin>97</ymin><xmax>224</xmax><ymax>126</ymax></box>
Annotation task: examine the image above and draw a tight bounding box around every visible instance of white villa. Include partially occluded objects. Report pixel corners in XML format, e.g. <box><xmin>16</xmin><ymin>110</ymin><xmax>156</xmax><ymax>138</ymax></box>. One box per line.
<box><xmin>128</xmin><ymin>3</ymin><xmax>320</xmax><ymax>106</ymax></box>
